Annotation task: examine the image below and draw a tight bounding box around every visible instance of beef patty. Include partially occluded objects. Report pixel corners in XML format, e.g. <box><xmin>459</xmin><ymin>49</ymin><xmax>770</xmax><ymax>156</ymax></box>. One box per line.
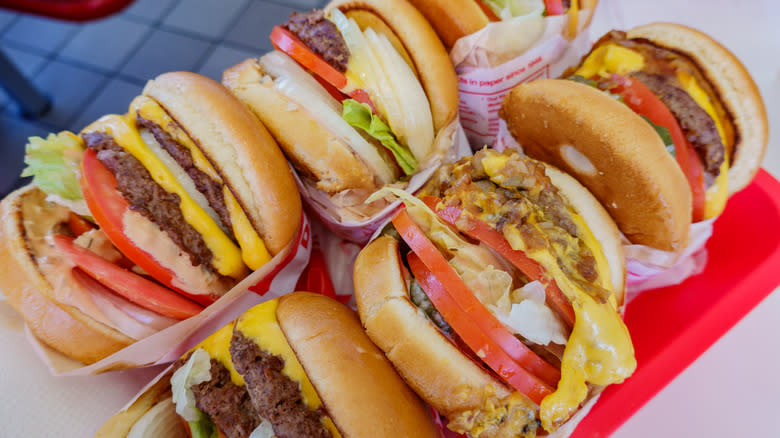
<box><xmin>285</xmin><ymin>10</ymin><xmax>349</xmax><ymax>73</ymax></box>
<box><xmin>230</xmin><ymin>331</ymin><xmax>331</xmax><ymax>438</ymax></box>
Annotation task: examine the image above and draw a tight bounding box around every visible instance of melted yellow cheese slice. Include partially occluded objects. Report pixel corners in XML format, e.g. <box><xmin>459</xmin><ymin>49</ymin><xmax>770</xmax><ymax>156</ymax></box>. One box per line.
<box><xmin>236</xmin><ymin>300</ymin><xmax>341</xmax><ymax>437</ymax></box>
<box><xmin>83</xmin><ymin>114</ymin><xmax>247</xmax><ymax>279</ymax></box>
<box><xmin>194</xmin><ymin>321</ymin><xmax>244</xmax><ymax>386</ymax></box>
<box><xmin>574</xmin><ymin>44</ymin><xmax>645</xmax><ymax>78</ymax></box>
<box><xmin>129</xmin><ymin>96</ymin><xmax>271</xmax><ymax>270</ymax></box>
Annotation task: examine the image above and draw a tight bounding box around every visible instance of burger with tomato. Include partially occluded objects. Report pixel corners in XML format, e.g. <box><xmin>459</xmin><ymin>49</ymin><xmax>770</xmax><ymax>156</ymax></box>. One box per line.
<box><xmin>96</xmin><ymin>292</ymin><xmax>441</xmax><ymax>438</ymax></box>
<box><xmin>501</xmin><ymin>23</ymin><xmax>768</xmax><ymax>251</ymax></box>
<box><xmin>353</xmin><ymin>149</ymin><xmax>636</xmax><ymax>437</ymax></box>
<box><xmin>222</xmin><ymin>0</ymin><xmax>460</xmax><ymax>224</ymax></box>
<box><xmin>404</xmin><ymin>0</ymin><xmax>597</xmax><ymax>50</ymax></box>
<box><xmin>0</xmin><ymin>72</ymin><xmax>301</xmax><ymax>364</ymax></box>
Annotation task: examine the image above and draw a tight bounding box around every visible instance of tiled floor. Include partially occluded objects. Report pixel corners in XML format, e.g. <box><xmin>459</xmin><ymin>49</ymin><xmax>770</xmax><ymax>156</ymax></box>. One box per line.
<box><xmin>0</xmin><ymin>0</ymin><xmax>326</xmax><ymax>197</ymax></box>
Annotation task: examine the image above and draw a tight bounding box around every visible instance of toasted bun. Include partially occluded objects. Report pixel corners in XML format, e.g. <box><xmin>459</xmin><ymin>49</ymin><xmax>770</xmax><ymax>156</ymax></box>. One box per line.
<box><xmin>625</xmin><ymin>22</ymin><xmax>768</xmax><ymax>195</ymax></box>
<box><xmin>94</xmin><ymin>373</ymin><xmax>176</xmax><ymax>438</ymax></box>
<box><xmin>501</xmin><ymin>79</ymin><xmax>692</xmax><ymax>252</ymax></box>
<box><xmin>143</xmin><ymin>72</ymin><xmax>301</xmax><ymax>255</ymax></box>
<box><xmin>326</xmin><ymin>0</ymin><xmax>459</xmax><ymax>132</ymax></box>
<box><xmin>277</xmin><ymin>291</ymin><xmax>440</xmax><ymax>438</ymax></box>
<box><xmin>0</xmin><ymin>186</ymin><xmax>133</xmax><ymax>364</ymax></box>
<box><xmin>223</xmin><ymin>59</ymin><xmax>377</xmax><ymax>194</ymax></box>
<box><xmin>405</xmin><ymin>0</ymin><xmax>599</xmax><ymax>49</ymax></box>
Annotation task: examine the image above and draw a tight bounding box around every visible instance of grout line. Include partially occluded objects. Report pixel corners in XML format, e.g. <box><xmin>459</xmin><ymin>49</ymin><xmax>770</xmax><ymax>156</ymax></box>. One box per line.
<box><xmin>190</xmin><ymin>0</ymin><xmax>257</xmax><ymax>73</ymax></box>
<box><xmin>0</xmin><ymin>13</ymin><xmax>20</xmax><ymax>38</ymax></box>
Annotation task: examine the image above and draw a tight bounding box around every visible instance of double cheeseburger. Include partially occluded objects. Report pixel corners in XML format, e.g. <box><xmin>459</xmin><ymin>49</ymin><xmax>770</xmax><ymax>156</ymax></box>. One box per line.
<box><xmin>501</xmin><ymin>23</ymin><xmax>768</xmax><ymax>250</ymax></box>
<box><xmin>96</xmin><ymin>292</ymin><xmax>440</xmax><ymax>438</ymax></box>
<box><xmin>354</xmin><ymin>149</ymin><xmax>636</xmax><ymax>437</ymax></box>
<box><xmin>405</xmin><ymin>0</ymin><xmax>597</xmax><ymax>49</ymax></box>
<box><xmin>0</xmin><ymin>72</ymin><xmax>301</xmax><ymax>364</ymax></box>
<box><xmin>223</xmin><ymin>0</ymin><xmax>458</xmax><ymax>218</ymax></box>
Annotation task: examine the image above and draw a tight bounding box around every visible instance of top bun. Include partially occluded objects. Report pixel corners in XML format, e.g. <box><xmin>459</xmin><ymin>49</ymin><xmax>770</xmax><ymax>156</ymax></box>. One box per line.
<box><xmin>277</xmin><ymin>292</ymin><xmax>440</xmax><ymax>438</ymax></box>
<box><xmin>144</xmin><ymin>72</ymin><xmax>301</xmax><ymax>255</ymax></box>
<box><xmin>625</xmin><ymin>22</ymin><xmax>768</xmax><ymax>195</ymax></box>
<box><xmin>501</xmin><ymin>79</ymin><xmax>692</xmax><ymax>252</ymax></box>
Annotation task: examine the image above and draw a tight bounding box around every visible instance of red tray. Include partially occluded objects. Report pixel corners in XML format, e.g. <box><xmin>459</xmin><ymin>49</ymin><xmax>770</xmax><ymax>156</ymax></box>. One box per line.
<box><xmin>572</xmin><ymin>168</ymin><xmax>780</xmax><ymax>437</ymax></box>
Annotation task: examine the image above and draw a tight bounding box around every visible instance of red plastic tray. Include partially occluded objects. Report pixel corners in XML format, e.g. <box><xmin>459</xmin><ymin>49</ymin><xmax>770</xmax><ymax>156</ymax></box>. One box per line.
<box><xmin>572</xmin><ymin>168</ymin><xmax>780</xmax><ymax>437</ymax></box>
<box><xmin>0</xmin><ymin>0</ymin><xmax>134</xmax><ymax>21</ymax></box>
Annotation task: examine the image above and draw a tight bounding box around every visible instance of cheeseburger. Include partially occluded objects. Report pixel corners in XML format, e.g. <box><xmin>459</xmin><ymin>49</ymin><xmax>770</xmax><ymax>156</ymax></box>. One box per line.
<box><xmin>502</xmin><ymin>23</ymin><xmax>768</xmax><ymax>250</ymax></box>
<box><xmin>223</xmin><ymin>0</ymin><xmax>459</xmax><ymax>220</ymax></box>
<box><xmin>95</xmin><ymin>292</ymin><xmax>440</xmax><ymax>438</ymax></box>
<box><xmin>354</xmin><ymin>149</ymin><xmax>636</xmax><ymax>437</ymax></box>
<box><xmin>0</xmin><ymin>72</ymin><xmax>301</xmax><ymax>364</ymax></box>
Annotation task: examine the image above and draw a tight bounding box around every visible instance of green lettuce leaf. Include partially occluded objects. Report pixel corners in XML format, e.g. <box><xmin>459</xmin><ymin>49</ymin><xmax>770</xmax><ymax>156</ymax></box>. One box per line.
<box><xmin>21</xmin><ymin>132</ymin><xmax>85</xmax><ymax>200</ymax></box>
<box><xmin>187</xmin><ymin>411</ymin><xmax>219</xmax><ymax>438</ymax></box>
<box><xmin>640</xmin><ymin>115</ymin><xmax>675</xmax><ymax>157</ymax></box>
<box><xmin>342</xmin><ymin>99</ymin><xmax>418</xmax><ymax>175</ymax></box>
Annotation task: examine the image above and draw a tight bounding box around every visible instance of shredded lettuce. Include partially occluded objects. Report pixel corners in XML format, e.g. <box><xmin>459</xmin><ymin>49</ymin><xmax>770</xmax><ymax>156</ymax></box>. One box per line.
<box><xmin>21</xmin><ymin>132</ymin><xmax>85</xmax><ymax>200</ymax></box>
<box><xmin>342</xmin><ymin>99</ymin><xmax>418</xmax><ymax>175</ymax></box>
<box><xmin>171</xmin><ymin>348</ymin><xmax>212</xmax><ymax>422</ymax></box>
<box><xmin>482</xmin><ymin>0</ymin><xmax>544</xmax><ymax>20</ymax></box>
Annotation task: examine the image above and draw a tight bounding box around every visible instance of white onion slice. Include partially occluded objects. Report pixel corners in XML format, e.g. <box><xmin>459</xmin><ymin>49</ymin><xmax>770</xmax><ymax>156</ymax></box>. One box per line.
<box><xmin>127</xmin><ymin>397</ymin><xmax>188</xmax><ymax>438</ymax></box>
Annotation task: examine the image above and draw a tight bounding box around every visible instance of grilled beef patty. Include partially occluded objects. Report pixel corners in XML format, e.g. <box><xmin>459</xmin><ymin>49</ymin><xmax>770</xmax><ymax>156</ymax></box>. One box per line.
<box><xmin>230</xmin><ymin>331</ymin><xmax>331</xmax><ymax>438</ymax></box>
<box><xmin>135</xmin><ymin>115</ymin><xmax>234</xmax><ymax>235</ymax></box>
<box><xmin>82</xmin><ymin>132</ymin><xmax>215</xmax><ymax>271</ymax></box>
<box><xmin>630</xmin><ymin>71</ymin><xmax>725</xmax><ymax>180</ymax></box>
<box><xmin>285</xmin><ymin>10</ymin><xmax>349</xmax><ymax>73</ymax></box>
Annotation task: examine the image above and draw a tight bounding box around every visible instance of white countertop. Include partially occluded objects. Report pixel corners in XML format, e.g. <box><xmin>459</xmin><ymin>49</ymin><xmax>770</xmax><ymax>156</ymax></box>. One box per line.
<box><xmin>0</xmin><ymin>1</ymin><xmax>778</xmax><ymax>437</ymax></box>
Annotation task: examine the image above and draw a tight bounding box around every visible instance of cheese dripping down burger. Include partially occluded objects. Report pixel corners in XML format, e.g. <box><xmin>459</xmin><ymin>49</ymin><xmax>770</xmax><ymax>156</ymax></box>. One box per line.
<box><xmin>404</xmin><ymin>0</ymin><xmax>598</xmax><ymax>50</ymax></box>
<box><xmin>0</xmin><ymin>72</ymin><xmax>301</xmax><ymax>364</ymax></box>
<box><xmin>502</xmin><ymin>23</ymin><xmax>767</xmax><ymax>252</ymax></box>
<box><xmin>354</xmin><ymin>149</ymin><xmax>636</xmax><ymax>437</ymax></box>
<box><xmin>95</xmin><ymin>292</ymin><xmax>441</xmax><ymax>438</ymax></box>
<box><xmin>223</xmin><ymin>0</ymin><xmax>459</xmax><ymax>219</ymax></box>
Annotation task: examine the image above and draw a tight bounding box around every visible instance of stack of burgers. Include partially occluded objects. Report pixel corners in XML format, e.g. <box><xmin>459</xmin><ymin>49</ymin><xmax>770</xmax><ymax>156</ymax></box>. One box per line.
<box><xmin>0</xmin><ymin>0</ymin><xmax>768</xmax><ymax>437</ymax></box>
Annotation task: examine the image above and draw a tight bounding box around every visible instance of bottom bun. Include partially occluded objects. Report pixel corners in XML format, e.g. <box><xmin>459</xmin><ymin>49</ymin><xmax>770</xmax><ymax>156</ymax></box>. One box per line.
<box><xmin>0</xmin><ymin>186</ymin><xmax>133</xmax><ymax>364</ymax></box>
<box><xmin>277</xmin><ymin>291</ymin><xmax>441</xmax><ymax>438</ymax></box>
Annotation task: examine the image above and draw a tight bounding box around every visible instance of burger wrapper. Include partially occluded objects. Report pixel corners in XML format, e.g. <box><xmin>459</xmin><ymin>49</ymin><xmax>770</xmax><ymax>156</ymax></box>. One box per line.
<box><xmin>494</xmin><ymin>119</ymin><xmax>713</xmax><ymax>301</ymax></box>
<box><xmin>297</xmin><ymin>118</ymin><xmax>471</xmax><ymax>245</ymax></box>
<box><xmin>450</xmin><ymin>10</ymin><xmax>595</xmax><ymax>149</ymax></box>
<box><xmin>20</xmin><ymin>213</ymin><xmax>313</xmax><ymax>376</ymax></box>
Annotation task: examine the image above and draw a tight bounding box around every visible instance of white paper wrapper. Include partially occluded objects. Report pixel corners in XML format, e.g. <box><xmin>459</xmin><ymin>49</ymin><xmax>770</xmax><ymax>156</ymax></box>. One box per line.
<box><xmin>451</xmin><ymin>11</ymin><xmax>595</xmax><ymax>149</ymax></box>
<box><xmin>23</xmin><ymin>213</ymin><xmax>313</xmax><ymax>376</ymax></box>
<box><xmin>298</xmin><ymin>119</ymin><xmax>471</xmax><ymax>244</ymax></box>
<box><xmin>493</xmin><ymin>120</ymin><xmax>712</xmax><ymax>301</ymax></box>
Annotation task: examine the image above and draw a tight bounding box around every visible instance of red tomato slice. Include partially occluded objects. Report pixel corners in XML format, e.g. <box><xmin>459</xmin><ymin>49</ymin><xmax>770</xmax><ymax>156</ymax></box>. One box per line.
<box><xmin>80</xmin><ymin>149</ymin><xmax>215</xmax><ymax>306</ymax></box>
<box><xmin>544</xmin><ymin>0</ymin><xmax>565</xmax><ymax>15</ymax></box>
<box><xmin>53</xmin><ymin>235</ymin><xmax>203</xmax><ymax>319</ymax></box>
<box><xmin>68</xmin><ymin>212</ymin><xmax>95</xmax><ymax>237</ymax></box>
<box><xmin>422</xmin><ymin>196</ymin><xmax>576</xmax><ymax>328</ymax></box>
<box><xmin>408</xmin><ymin>252</ymin><xmax>554</xmax><ymax>403</ymax></box>
<box><xmin>271</xmin><ymin>26</ymin><xmax>347</xmax><ymax>90</ymax></box>
<box><xmin>608</xmin><ymin>74</ymin><xmax>706</xmax><ymax>222</ymax></box>
<box><xmin>392</xmin><ymin>209</ymin><xmax>560</xmax><ymax>389</ymax></box>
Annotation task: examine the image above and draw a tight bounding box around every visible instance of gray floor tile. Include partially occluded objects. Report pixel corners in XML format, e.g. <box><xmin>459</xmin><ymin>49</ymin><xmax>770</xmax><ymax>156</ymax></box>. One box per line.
<box><xmin>269</xmin><ymin>0</ymin><xmax>323</xmax><ymax>9</ymax></box>
<box><xmin>59</xmin><ymin>16</ymin><xmax>151</xmax><ymax>73</ymax></box>
<box><xmin>225</xmin><ymin>1</ymin><xmax>296</xmax><ymax>52</ymax></box>
<box><xmin>11</xmin><ymin>61</ymin><xmax>107</xmax><ymax>129</ymax></box>
<box><xmin>197</xmin><ymin>44</ymin><xmax>259</xmax><ymax>81</ymax></box>
<box><xmin>0</xmin><ymin>114</ymin><xmax>51</xmax><ymax>197</ymax></box>
<box><xmin>0</xmin><ymin>9</ymin><xmax>17</xmax><ymax>34</ymax></box>
<box><xmin>0</xmin><ymin>44</ymin><xmax>48</xmax><ymax>111</ymax></box>
<box><xmin>2</xmin><ymin>15</ymin><xmax>78</xmax><ymax>55</ymax></box>
<box><xmin>122</xmin><ymin>29</ymin><xmax>211</xmax><ymax>81</ymax></box>
<box><xmin>72</xmin><ymin>77</ymin><xmax>144</xmax><ymax>130</ymax></box>
<box><xmin>164</xmin><ymin>0</ymin><xmax>250</xmax><ymax>40</ymax></box>
<box><xmin>123</xmin><ymin>0</ymin><xmax>179</xmax><ymax>22</ymax></box>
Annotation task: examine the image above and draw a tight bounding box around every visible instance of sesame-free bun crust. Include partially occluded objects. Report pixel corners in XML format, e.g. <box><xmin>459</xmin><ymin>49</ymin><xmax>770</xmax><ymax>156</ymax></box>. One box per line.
<box><xmin>326</xmin><ymin>0</ymin><xmax>459</xmax><ymax>133</ymax></box>
<box><xmin>276</xmin><ymin>292</ymin><xmax>440</xmax><ymax>438</ymax></box>
<box><xmin>0</xmin><ymin>186</ymin><xmax>133</xmax><ymax>364</ymax></box>
<box><xmin>223</xmin><ymin>59</ymin><xmax>377</xmax><ymax>194</ymax></box>
<box><xmin>626</xmin><ymin>22</ymin><xmax>768</xmax><ymax>195</ymax></box>
<box><xmin>143</xmin><ymin>72</ymin><xmax>301</xmax><ymax>255</ymax></box>
<box><xmin>405</xmin><ymin>0</ymin><xmax>599</xmax><ymax>49</ymax></box>
<box><xmin>501</xmin><ymin>79</ymin><xmax>692</xmax><ymax>252</ymax></box>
